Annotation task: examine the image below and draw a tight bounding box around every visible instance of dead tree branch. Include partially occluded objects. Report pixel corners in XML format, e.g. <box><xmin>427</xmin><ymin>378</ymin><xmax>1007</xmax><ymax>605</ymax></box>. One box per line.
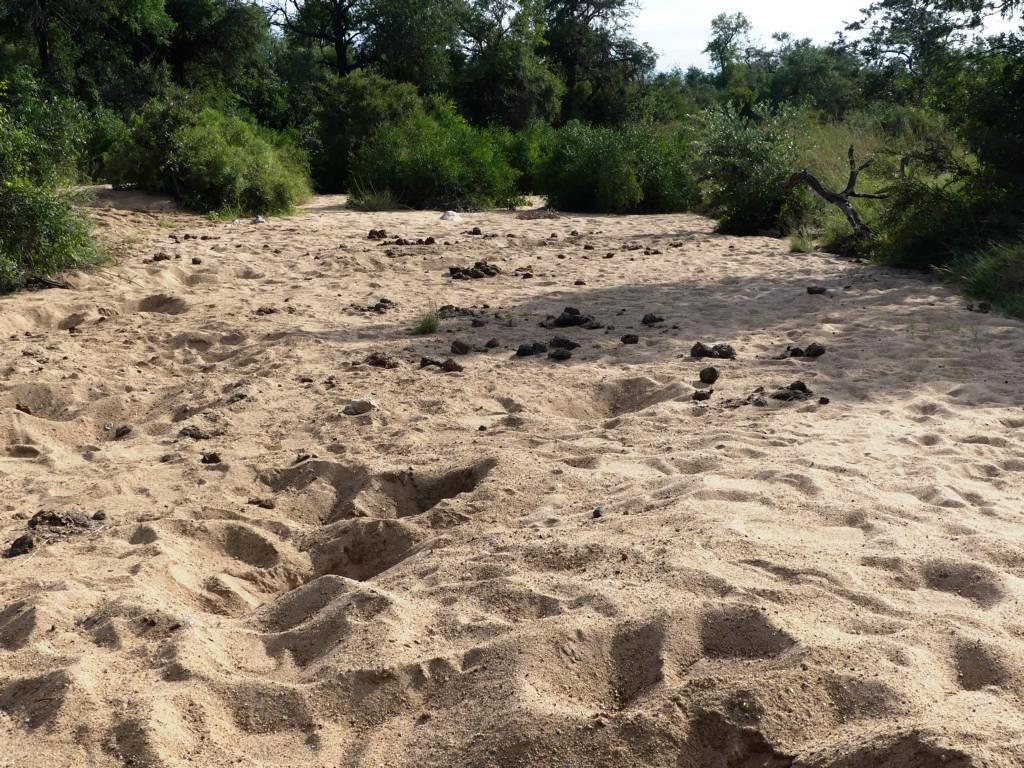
<box><xmin>785</xmin><ymin>145</ymin><xmax>887</xmax><ymax>236</ymax></box>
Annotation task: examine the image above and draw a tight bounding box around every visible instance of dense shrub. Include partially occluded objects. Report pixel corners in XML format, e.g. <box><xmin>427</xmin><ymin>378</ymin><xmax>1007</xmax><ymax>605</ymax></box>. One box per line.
<box><xmin>0</xmin><ymin>180</ymin><xmax>102</xmax><ymax>292</ymax></box>
<box><xmin>349</xmin><ymin>100</ymin><xmax>520</xmax><ymax>209</ymax></box>
<box><xmin>693</xmin><ymin>103</ymin><xmax>809</xmax><ymax>234</ymax></box>
<box><xmin>109</xmin><ymin>98</ymin><xmax>311</xmax><ymax>216</ymax></box>
<box><xmin>540</xmin><ymin>121</ymin><xmax>698</xmax><ymax>213</ymax></box>
<box><xmin>312</xmin><ymin>71</ymin><xmax>424</xmax><ymax>192</ymax></box>
<box><xmin>0</xmin><ymin>91</ymin><xmax>102</xmax><ymax>292</ymax></box>
<box><xmin>492</xmin><ymin>120</ymin><xmax>557</xmax><ymax>194</ymax></box>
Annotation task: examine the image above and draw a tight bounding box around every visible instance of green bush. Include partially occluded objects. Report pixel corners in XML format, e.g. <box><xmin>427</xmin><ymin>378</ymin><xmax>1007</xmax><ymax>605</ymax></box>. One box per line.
<box><xmin>540</xmin><ymin>121</ymin><xmax>698</xmax><ymax>213</ymax></box>
<box><xmin>349</xmin><ymin>100</ymin><xmax>520</xmax><ymax>210</ymax></box>
<box><xmin>948</xmin><ymin>240</ymin><xmax>1024</xmax><ymax>318</ymax></box>
<box><xmin>693</xmin><ymin>103</ymin><xmax>809</xmax><ymax>234</ymax></box>
<box><xmin>0</xmin><ymin>91</ymin><xmax>102</xmax><ymax>293</ymax></box>
<box><xmin>312</xmin><ymin>70</ymin><xmax>424</xmax><ymax>192</ymax></box>
<box><xmin>109</xmin><ymin>98</ymin><xmax>311</xmax><ymax>216</ymax></box>
<box><xmin>0</xmin><ymin>179</ymin><xmax>103</xmax><ymax>292</ymax></box>
<box><xmin>493</xmin><ymin>120</ymin><xmax>556</xmax><ymax>194</ymax></box>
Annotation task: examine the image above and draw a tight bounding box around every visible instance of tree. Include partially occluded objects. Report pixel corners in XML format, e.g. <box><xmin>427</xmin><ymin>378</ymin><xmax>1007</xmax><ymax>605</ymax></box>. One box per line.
<box><xmin>704</xmin><ymin>12</ymin><xmax>752</xmax><ymax>77</ymax></box>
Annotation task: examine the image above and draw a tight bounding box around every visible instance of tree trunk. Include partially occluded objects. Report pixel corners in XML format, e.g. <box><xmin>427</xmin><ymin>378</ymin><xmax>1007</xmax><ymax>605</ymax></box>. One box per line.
<box><xmin>331</xmin><ymin>5</ymin><xmax>350</xmax><ymax>75</ymax></box>
<box><xmin>785</xmin><ymin>145</ymin><xmax>888</xmax><ymax>237</ymax></box>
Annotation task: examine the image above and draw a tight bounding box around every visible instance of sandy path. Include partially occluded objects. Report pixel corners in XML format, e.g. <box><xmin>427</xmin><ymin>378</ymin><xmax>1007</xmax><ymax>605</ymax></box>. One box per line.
<box><xmin>1</xmin><ymin>193</ymin><xmax>1023</xmax><ymax>767</ymax></box>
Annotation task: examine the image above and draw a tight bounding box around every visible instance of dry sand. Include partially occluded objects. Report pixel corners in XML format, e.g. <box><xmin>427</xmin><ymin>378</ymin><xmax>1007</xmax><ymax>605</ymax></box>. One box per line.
<box><xmin>1</xmin><ymin>192</ymin><xmax>1023</xmax><ymax>767</ymax></box>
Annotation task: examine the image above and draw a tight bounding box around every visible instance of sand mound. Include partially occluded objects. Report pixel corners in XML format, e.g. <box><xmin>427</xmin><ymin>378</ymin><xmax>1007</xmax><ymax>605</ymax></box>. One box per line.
<box><xmin>2</xmin><ymin>195</ymin><xmax>1024</xmax><ymax>766</ymax></box>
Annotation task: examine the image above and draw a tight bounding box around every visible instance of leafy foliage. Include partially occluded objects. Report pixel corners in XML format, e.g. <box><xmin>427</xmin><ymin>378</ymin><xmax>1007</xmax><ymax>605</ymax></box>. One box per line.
<box><xmin>349</xmin><ymin>100</ymin><xmax>520</xmax><ymax>209</ymax></box>
<box><xmin>541</xmin><ymin>121</ymin><xmax>697</xmax><ymax>213</ymax></box>
<box><xmin>109</xmin><ymin>98</ymin><xmax>311</xmax><ymax>216</ymax></box>
<box><xmin>694</xmin><ymin>104</ymin><xmax>809</xmax><ymax>234</ymax></box>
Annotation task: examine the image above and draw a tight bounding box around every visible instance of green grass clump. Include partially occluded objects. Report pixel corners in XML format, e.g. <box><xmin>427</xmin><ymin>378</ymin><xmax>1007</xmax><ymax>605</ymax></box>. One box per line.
<box><xmin>347</xmin><ymin>183</ymin><xmax>402</xmax><ymax>211</ymax></box>
<box><xmin>412</xmin><ymin>310</ymin><xmax>441</xmax><ymax>335</ymax></box>
<box><xmin>789</xmin><ymin>232</ymin><xmax>815</xmax><ymax>253</ymax></box>
<box><xmin>947</xmin><ymin>240</ymin><xmax>1024</xmax><ymax>318</ymax></box>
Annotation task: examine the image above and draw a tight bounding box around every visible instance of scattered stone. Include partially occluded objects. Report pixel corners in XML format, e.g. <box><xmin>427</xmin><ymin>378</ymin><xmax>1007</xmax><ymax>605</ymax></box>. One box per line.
<box><xmin>541</xmin><ymin>307</ymin><xmax>602</xmax><ymax>330</ymax></box>
<box><xmin>574</xmin><ymin>279</ymin><xmax>586</xmax><ymax>286</ymax></box>
<box><xmin>191</xmin><ymin>257</ymin><xmax>203</xmax><ymax>265</ymax></box>
<box><xmin>690</xmin><ymin>342</ymin><xmax>736</xmax><ymax>359</ymax></box>
<box><xmin>516</xmin><ymin>342</ymin><xmax>548</xmax><ymax>357</ymax></box>
<box><xmin>464</xmin><ymin>227</ymin><xmax>483</xmax><ymax>236</ymax></box>
<box><xmin>441</xmin><ymin>358</ymin><xmax>464</xmax><ymax>373</ymax></box>
<box><xmin>179</xmin><ymin>424</ymin><xmax>216</xmax><ymax>440</ymax></box>
<box><xmin>14</xmin><ymin>403</ymin><xmax>31</xmax><ymax>415</ymax></box>
<box><xmin>641</xmin><ymin>313</ymin><xmax>665</xmax><ymax>326</ymax></box>
<box><xmin>249</xmin><ymin>497</ymin><xmax>276</xmax><ymax>509</ymax></box>
<box><xmin>451</xmin><ymin>340</ymin><xmax>471</xmax><ymax>355</ymax></box>
<box><xmin>366</xmin><ymin>352</ymin><xmax>400</xmax><ymax>369</ymax></box>
<box><xmin>967</xmin><ymin>301</ymin><xmax>992</xmax><ymax>314</ymax></box>
<box><xmin>592</xmin><ymin>507</ymin><xmax>604</xmax><ymax>519</ymax></box>
<box><xmin>152</xmin><ymin>252</ymin><xmax>172</xmax><ymax>262</ymax></box>
<box><xmin>621</xmin><ymin>334</ymin><xmax>640</xmax><ymax>345</ymax></box>
<box><xmin>770</xmin><ymin>381</ymin><xmax>814</xmax><ymax>401</ymax></box>
<box><xmin>818</xmin><ymin>397</ymin><xmax>831</xmax><ymax>405</ymax></box>
<box><xmin>471</xmin><ymin>318</ymin><xmax>487</xmax><ymax>327</ymax></box>
<box><xmin>255</xmin><ymin>306</ymin><xmax>277</xmax><ymax>316</ymax></box>
<box><xmin>699</xmin><ymin>366</ymin><xmax>720</xmax><ymax>385</ymax></box>
<box><xmin>351</xmin><ymin>298</ymin><xmax>395</xmax><ymax>313</ymax></box>
<box><xmin>91</xmin><ymin>511</ymin><xmax>107</xmax><ymax>521</ymax></box>
<box><xmin>252</xmin><ymin>215</ymin><xmax>266</xmax><ymax>224</ymax></box>
<box><xmin>485</xmin><ymin>338</ymin><xmax>499</xmax><ymax>349</ymax></box>
<box><xmin>449</xmin><ymin>261</ymin><xmax>501</xmax><ymax>280</ymax></box>
<box><xmin>692</xmin><ymin>389</ymin><xmax>714</xmax><ymax>402</ymax></box>
<box><xmin>5</xmin><ymin>533</ymin><xmax>33</xmax><ymax>558</ymax></box>
<box><xmin>548</xmin><ymin>348</ymin><xmax>573</xmax><ymax>361</ymax></box>
<box><xmin>440</xmin><ymin>211</ymin><xmax>460</xmax><ymax>221</ymax></box>
<box><xmin>200</xmin><ymin>451</ymin><xmax>223</xmax><ymax>464</ymax></box>
<box><xmin>805</xmin><ymin>342</ymin><xmax>827</xmax><ymax>358</ymax></box>
<box><xmin>550</xmin><ymin>336</ymin><xmax>581</xmax><ymax>350</ymax></box>
<box><xmin>113</xmin><ymin>425</ymin><xmax>133</xmax><ymax>440</ymax></box>
<box><xmin>343</xmin><ymin>399</ymin><xmax>376</xmax><ymax>416</ymax></box>
<box><xmin>807</xmin><ymin>286</ymin><xmax>828</xmax><ymax>295</ymax></box>
<box><xmin>368</xmin><ymin>228</ymin><xmax>387</xmax><ymax>240</ymax></box>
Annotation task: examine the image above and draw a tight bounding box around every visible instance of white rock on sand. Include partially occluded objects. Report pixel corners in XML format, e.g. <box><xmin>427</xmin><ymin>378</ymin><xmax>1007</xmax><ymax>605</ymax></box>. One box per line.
<box><xmin>1</xmin><ymin>192</ymin><xmax>1023</xmax><ymax>767</ymax></box>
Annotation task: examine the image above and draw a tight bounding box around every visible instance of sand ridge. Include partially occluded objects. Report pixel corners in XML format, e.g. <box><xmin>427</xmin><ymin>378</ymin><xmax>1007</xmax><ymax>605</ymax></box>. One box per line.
<box><xmin>1</xmin><ymin>193</ymin><xmax>1023</xmax><ymax>766</ymax></box>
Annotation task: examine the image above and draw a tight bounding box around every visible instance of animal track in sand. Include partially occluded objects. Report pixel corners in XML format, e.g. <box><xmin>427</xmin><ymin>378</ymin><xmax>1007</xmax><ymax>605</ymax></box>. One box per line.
<box><xmin>136</xmin><ymin>293</ymin><xmax>189</xmax><ymax>315</ymax></box>
<box><xmin>700</xmin><ymin>604</ymin><xmax>796</xmax><ymax>659</ymax></box>
<box><xmin>259</xmin><ymin>458</ymin><xmax>497</xmax><ymax>523</ymax></box>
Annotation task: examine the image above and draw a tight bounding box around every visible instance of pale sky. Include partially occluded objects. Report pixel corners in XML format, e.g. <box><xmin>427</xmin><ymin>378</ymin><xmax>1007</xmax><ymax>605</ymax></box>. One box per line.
<box><xmin>632</xmin><ymin>0</ymin><xmax>1018</xmax><ymax>71</ymax></box>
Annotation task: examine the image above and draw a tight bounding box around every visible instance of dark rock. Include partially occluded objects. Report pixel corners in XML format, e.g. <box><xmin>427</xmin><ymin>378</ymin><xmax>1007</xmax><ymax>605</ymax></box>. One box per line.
<box><xmin>14</xmin><ymin>403</ymin><xmax>31</xmax><ymax>415</ymax></box>
<box><xmin>451</xmin><ymin>340</ymin><xmax>471</xmax><ymax>355</ymax></box>
<box><xmin>441</xmin><ymin>358</ymin><xmax>464</xmax><ymax>372</ymax></box>
<box><xmin>550</xmin><ymin>336</ymin><xmax>581</xmax><ymax>350</ymax></box>
<box><xmin>255</xmin><ymin>306</ymin><xmax>277</xmax><ymax>316</ymax></box>
<box><xmin>249</xmin><ymin>497</ymin><xmax>276</xmax><ymax>509</ymax></box>
<box><xmin>91</xmin><ymin>511</ymin><xmax>107</xmax><ymax>521</ymax></box>
<box><xmin>574</xmin><ymin>279</ymin><xmax>586</xmax><ymax>286</ymax></box>
<box><xmin>485</xmin><ymin>338</ymin><xmax>499</xmax><ymax>349</ymax></box>
<box><xmin>200</xmin><ymin>451</ymin><xmax>223</xmax><ymax>464</ymax></box>
<box><xmin>641</xmin><ymin>313</ymin><xmax>665</xmax><ymax>326</ymax></box>
<box><xmin>621</xmin><ymin>334</ymin><xmax>640</xmax><ymax>345</ymax></box>
<box><xmin>449</xmin><ymin>261</ymin><xmax>500</xmax><ymax>280</ymax></box>
<box><xmin>592</xmin><ymin>507</ymin><xmax>604</xmax><ymax>519</ymax></box>
<box><xmin>548</xmin><ymin>348</ymin><xmax>573</xmax><ymax>361</ymax></box>
<box><xmin>366</xmin><ymin>351</ymin><xmax>400</xmax><ymax>369</ymax></box>
<box><xmin>368</xmin><ymin>228</ymin><xmax>387</xmax><ymax>240</ymax></box>
<box><xmin>699</xmin><ymin>366</ymin><xmax>720</xmax><ymax>385</ymax></box>
<box><xmin>179</xmin><ymin>425</ymin><xmax>214</xmax><ymax>440</ymax></box>
<box><xmin>6</xmin><ymin>533</ymin><xmax>34</xmax><ymax>557</ymax></box>
<box><xmin>516</xmin><ymin>342</ymin><xmax>548</xmax><ymax>357</ymax></box>
<box><xmin>807</xmin><ymin>286</ymin><xmax>827</xmax><ymax>295</ymax></box>
<box><xmin>114</xmin><ymin>425</ymin><xmax>133</xmax><ymax>440</ymax></box>
<box><xmin>191</xmin><ymin>257</ymin><xmax>203</xmax><ymax>265</ymax></box>
<box><xmin>805</xmin><ymin>342</ymin><xmax>827</xmax><ymax>358</ymax></box>
<box><xmin>818</xmin><ymin>397</ymin><xmax>831</xmax><ymax>405</ymax></box>
<box><xmin>692</xmin><ymin>389</ymin><xmax>714</xmax><ymax>402</ymax></box>
<box><xmin>770</xmin><ymin>381</ymin><xmax>814</xmax><ymax>401</ymax></box>
<box><xmin>471</xmin><ymin>318</ymin><xmax>487</xmax><ymax>327</ymax></box>
<box><xmin>541</xmin><ymin>306</ymin><xmax>601</xmax><ymax>330</ymax></box>
<box><xmin>690</xmin><ymin>342</ymin><xmax>736</xmax><ymax>359</ymax></box>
